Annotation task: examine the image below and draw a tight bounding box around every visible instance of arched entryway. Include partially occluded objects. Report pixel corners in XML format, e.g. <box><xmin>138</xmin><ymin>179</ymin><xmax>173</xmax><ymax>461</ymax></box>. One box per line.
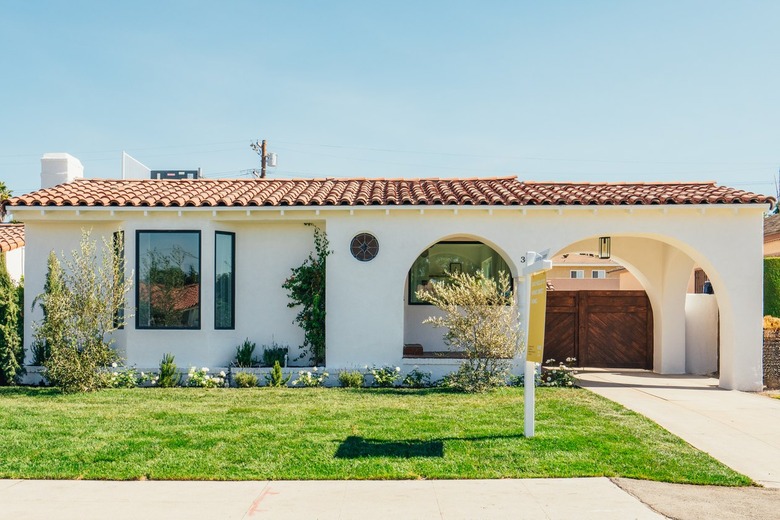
<box><xmin>549</xmin><ymin>235</ymin><xmax>722</xmax><ymax>379</ymax></box>
<box><xmin>403</xmin><ymin>237</ymin><xmax>515</xmax><ymax>358</ymax></box>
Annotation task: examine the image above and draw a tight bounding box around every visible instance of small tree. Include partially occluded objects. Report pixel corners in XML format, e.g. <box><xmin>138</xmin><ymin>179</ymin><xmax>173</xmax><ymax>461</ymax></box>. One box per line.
<box><xmin>33</xmin><ymin>230</ymin><xmax>132</xmax><ymax>392</ymax></box>
<box><xmin>417</xmin><ymin>270</ymin><xmax>522</xmax><ymax>392</ymax></box>
<box><xmin>0</xmin><ymin>252</ymin><xmax>23</xmax><ymax>385</ymax></box>
<box><xmin>31</xmin><ymin>252</ymin><xmax>68</xmax><ymax>365</ymax></box>
<box><xmin>282</xmin><ymin>224</ymin><xmax>330</xmax><ymax>365</ymax></box>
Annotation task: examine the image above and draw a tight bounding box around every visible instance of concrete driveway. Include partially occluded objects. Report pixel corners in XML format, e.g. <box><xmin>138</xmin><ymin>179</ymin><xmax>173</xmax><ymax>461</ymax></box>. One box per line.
<box><xmin>576</xmin><ymin>369</ymin><xmax>780</xmax><ymax>488</ymax></box>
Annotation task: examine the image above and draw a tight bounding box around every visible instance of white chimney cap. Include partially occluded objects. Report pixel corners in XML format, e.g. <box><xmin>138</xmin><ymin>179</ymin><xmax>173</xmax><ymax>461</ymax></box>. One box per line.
<box><xmin>41</xmin><ymin>153</ymin><xmax>84</xmax><ymax>189</ymax></box>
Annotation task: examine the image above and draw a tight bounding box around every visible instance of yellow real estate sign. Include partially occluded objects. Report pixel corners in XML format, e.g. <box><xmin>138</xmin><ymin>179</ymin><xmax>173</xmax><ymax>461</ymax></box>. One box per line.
<box><xmin>526</xmin><ymin>272</ymin><xmax>548</xmax><ymax>363</ymax></box>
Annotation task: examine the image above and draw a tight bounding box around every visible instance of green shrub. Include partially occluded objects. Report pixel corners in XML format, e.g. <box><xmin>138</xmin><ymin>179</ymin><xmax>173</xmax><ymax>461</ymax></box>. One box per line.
<box><xmin>266</xmin><ymin>361</ymin><xmax>291</xmax><ymax>387</ymax></box>
<box><xmin>765</xmin><ymin>258</ymin><xmax>780</xmax><ymax>318</ymax></box>
<box><xmin>0</xmin><ymin>252</ymin><xmax>23</xmax><ymax>385</ymax></box>
<box><xmin>261</xmin><ymin>343</ymin><xmax>288</xmax><ymax>367</ymax></box>
<box><xmin>292</xmin><ymin>367</ymin><xmax>328</xmax><ymax>387</ymax></box>
<box><xmin>369</xmin><ymin>365</ymin><xmax>400</xmax><ymax>388</ymax></box>
<box><xmin>45</xmin><ymin>341</ymin><xmax>115</xmax><ymax>393</ymax></box>
<box><xmin>338</xmin><ymin>370</ymin><xmax>365</xmax><ymax>388</ymax></box>
<box><xmin>157</xmin><ymin>353</ymin><xmax>180</xmax><ymax>388</ymax></box>
<box><xmin>402</xmin><ymin>367</ymin><xmax>431</xmax><ymax>388</ymax></box>
<box><xmin>234</xmin><ymin>339</ymin><xmax>257</xmax><ymax>367</ymax></box>
<box><xmin>234</xmin><ymin>371</ymin><xmax>258</xmax><ymax>388</ymax></box>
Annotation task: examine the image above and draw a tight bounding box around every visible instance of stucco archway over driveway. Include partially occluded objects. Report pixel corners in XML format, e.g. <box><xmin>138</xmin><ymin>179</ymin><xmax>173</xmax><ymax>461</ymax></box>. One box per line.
<box><xmin>9</xmin><ymin>174</ymin><xmax>772</xmax><ymax>390</ymax></box>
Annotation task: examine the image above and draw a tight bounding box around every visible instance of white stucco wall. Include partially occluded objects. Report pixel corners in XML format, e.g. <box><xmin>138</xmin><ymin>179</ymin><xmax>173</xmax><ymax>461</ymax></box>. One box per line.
<box><xmin>5</xmin><ymin>247</ymin><xmax>23</xmax><ymax>283</ymax></box>
<box><xmin>15</xmin><ymin>202</ymin><xmax>769</xmax><ymax>390</ymax></box>
<box><xmin>685</xmin><ymin>294</ymin><xmax>719</xmax><ymax>375</ymax></box>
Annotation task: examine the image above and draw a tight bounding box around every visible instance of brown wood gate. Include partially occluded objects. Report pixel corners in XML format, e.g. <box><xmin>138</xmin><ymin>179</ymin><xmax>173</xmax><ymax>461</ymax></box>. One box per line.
<box><xmin>544</xmin><ymin>291</ymin><xmax>653</xmax><ymax>369</ymax></box>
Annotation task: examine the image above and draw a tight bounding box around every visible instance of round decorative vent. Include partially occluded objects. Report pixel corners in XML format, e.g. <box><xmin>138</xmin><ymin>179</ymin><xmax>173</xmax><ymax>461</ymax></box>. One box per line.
<box><xmin>350</xmin><ymin>233</ymin><xmax>379</xmax><ymax>262</ymax></box>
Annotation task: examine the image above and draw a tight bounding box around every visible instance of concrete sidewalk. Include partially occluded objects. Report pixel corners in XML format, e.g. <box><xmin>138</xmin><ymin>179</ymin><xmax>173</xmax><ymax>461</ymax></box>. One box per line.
<box><xmin>577</xmin><ymin>369</ymin><xmax>780</xmax><ymax>488</ymax></box>
<box><xmin>0</xmin><ymin>477</ymin><xmax>663</xmax><ymax>520</ymax></box>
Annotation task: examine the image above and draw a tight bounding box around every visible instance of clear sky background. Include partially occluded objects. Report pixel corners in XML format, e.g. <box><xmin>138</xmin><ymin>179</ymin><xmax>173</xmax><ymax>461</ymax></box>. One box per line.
<box><xmin>1</xmin><ymin>1</ymin><xmax>778</xmax><ymax>198</ymax></box>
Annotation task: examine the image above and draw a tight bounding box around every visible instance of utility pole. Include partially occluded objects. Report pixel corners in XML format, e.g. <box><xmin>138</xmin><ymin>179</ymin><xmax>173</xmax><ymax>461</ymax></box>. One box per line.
<box><xmin>249</xmin><ymin>140</ymin><xmax>277</xmax><ymax>178</ymax></box>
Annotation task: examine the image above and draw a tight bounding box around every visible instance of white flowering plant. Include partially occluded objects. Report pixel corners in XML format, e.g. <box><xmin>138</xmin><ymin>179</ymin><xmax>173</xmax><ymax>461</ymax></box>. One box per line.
<box><xmin>539</xmin><ymin>358</ymin><xmax>578</xmax><ymax>387</ymax></box>
<box><xmin>292</xmin><ymin>366</ymin><xmax>329</xmax><ymax>387</ymax></box>
<box><xmin>369</xmin><ymin>365</ymin><xmax>401</xmax><ymax>388</ymax></box>
<box><xmin>108</xmin><ymin>364</ymin><xmax>154</xmax><ymax>388</ymax></box>
<box><xmin>186</xmin><ymin>367</ymin><xmax>227</xmax><ymax>388</ymax></box>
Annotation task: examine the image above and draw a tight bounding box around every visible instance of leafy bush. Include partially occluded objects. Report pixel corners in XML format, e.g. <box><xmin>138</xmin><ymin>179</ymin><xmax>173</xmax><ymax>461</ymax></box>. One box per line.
<box><xmin>282</xmin><ymin>224</ymin><xmax>330</xmax><ymax>365</ymax></box>
<box><xmin>0</xmin><ymin>252</ymin><xmax>23</xmax><ymax>385</ymax></box>
<box><xmin>416</xmin><ymin>270</ymin><xmax>521</xmax><ymax>393</ymax></box>
<box><xmin>540</xmin><ymin>358</ymin><xmax>577</xmax><ymax>387</ymax></box>
<box><xmin>765</xmin><ymin>315</ymin><xmax>780</xmax><ymax>330</ymax></box>
<box><xmin>765</xmin><ymin>258</ymin><xmax>780</xmax><ymax>318</ymax></box>
<box><xmin>369</xmin><ymin>365</ymin><xmax>400</xmax><ymax>388</ymax></box>
<box><xmin>234</xmin><ymin>371</ymin><xmax>258</xmax><ymax>388</ymax></box>
<box><xmin>157</xmin><ymin>353</ymin><xmax>181</xmax><ymax>388</ymax></box>
<box><xmin>402</xmin><ymin>367</ymin><xmax>432</xmax><ymax>388</ymax></box>
<box><xmin>31</xmin><ymin>252</ymin><xmax>67</xmax><ymax>367</ymax></box>
<box><xmin>338</xmin><ymin>370</ymin><xmax>365</xmax><ymax>388</ymax></box>
<box><xmin>266</xmin><ymin>361</ymin><xmax>291</xmax><ymax>387</ymax></box>
<box><xmin>292</xmin><ymin>366</ymin><xmax>329</xmax><ymax>387</ymax></box>
<box><xmin>187</xmin><ymin>367</ymin><xmax>227</xmax><ymax>388</ymax></box>
<box><xmin>261</xmin><ymin>342</ymin><xmax>288</xmax><ymax>367</ymax></box>
<box><xmin>234</xmin><ymin>339</ymin><xmax>257</xmax><ymax>368</ymax></box>
<box><xmin>35</xmin><ymin>230</ymin><xmax>132</xmax><ymax>393</ymax></box>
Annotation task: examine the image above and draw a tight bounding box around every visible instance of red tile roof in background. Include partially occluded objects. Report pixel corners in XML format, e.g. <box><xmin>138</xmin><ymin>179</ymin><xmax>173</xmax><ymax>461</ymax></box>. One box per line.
<box><xmin>0</xmin><ymin>224</ymin><xmax>25</xmax><ymax>252</ymax></box>
<box><xmin>6</xmin><ymin>177</ymin><xmax>774</xmax><ymax>208</ymax></box>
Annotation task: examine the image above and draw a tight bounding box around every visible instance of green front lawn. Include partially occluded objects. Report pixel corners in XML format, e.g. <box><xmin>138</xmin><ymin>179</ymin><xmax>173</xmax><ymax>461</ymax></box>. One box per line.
<box><xmin>0</xmin><ymin>387</ymin><xmax>749</xmax><ymax>484</ymax></box>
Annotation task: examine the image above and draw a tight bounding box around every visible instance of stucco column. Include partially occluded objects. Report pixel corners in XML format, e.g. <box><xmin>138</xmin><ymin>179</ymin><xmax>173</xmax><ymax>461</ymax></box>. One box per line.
<box><xmin>713</xmin><ymin>261</ymin><xmax>764</xmax><ymax>391</ymax></box>
<box><xmin>609</xmin><ymin>238</ymin><xmax>693</xmax><ymax>374</ymax></box>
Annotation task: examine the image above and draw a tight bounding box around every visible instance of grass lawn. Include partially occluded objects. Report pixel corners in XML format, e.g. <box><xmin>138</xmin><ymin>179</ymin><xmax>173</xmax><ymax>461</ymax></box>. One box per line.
<box><xmin>0</xmin><ymin>386</ymin><xmax>749</xmax><ymax>485</ymax></box>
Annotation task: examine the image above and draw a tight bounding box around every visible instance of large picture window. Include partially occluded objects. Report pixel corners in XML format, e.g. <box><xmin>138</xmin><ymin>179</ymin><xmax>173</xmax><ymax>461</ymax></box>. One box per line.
<box><xmin>215</xmin><ymin>231</ymin><xmax>235</xmax><ymax>329</ymax></box>
<box><xmin>137</xmin><ymin>231</ymin><xmax>201</xmax><ymax>329</ymax></box>
<box><xmin>409</xmin><ymin>241</ymin><xmax>511</xmax><ymax>304</ymax></box>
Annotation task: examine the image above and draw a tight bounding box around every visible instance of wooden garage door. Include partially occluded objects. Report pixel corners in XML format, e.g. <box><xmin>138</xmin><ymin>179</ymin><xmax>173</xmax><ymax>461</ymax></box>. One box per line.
<box><xmin>544</xmin><ymin>291</ymin><xmax>653</xmax><ymax>369</ymax></box>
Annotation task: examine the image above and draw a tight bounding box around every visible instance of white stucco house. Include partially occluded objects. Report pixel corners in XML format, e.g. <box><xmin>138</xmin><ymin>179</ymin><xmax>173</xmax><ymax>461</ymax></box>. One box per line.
<box><xmin>6</xmin><ymin>159</ymin><xmax>773</xmax><ymax>391</ymax></box>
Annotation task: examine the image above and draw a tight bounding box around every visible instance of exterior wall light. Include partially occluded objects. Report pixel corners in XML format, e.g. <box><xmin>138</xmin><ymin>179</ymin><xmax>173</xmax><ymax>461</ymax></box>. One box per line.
<box><xmin>599</xmin><ymin>236</ymin><xmax>611</xmax><ymax>259</ymax></box>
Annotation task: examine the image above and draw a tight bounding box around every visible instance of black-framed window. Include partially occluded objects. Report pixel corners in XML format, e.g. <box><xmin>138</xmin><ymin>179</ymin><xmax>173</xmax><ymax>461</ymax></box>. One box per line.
<box><xmin>215</xmin><ymin>231</ymin><xmax>235</xmax><ymax>329</ymax></box>
<box><xmin>136</xmin><ymin>230</ymin><xmax>201</xmax><ymax>329</ymax></box>
<box><xmin>409</xmin><ymin>241</ymin><xmax>512</xmax><ymax>304</ymax></box>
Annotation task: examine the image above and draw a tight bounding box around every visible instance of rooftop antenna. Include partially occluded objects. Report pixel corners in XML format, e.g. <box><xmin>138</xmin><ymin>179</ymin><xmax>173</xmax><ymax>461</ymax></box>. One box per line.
<box><xmin>249</xmin><ymin>139</ymin><xmax>277</xmax><ymax>178</ymax></box>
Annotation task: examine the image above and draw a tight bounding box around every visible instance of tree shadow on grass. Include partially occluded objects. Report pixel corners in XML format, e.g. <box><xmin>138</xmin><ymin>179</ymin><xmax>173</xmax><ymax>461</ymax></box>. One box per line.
<box><xmin>335</xmin><ymin>433</ymin><xmax>525</xmax><ymax>459</ymax></box>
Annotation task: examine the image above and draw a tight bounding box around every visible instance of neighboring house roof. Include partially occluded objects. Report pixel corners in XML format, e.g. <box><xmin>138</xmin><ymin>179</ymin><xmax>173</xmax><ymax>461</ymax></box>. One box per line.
<box><xmin>765</xmin><ymin>214</ymin><xmax>780</xmax><ymax>239</ymax></box>
<box><xmin>0</xmin><ymin>224</ymin><xmax>25</xmax><ymax>252</ymax></box>
<box><xmin>6</xmin><ymin>177</ymin><xmax>774</xmax><ymax>208</ymax></box>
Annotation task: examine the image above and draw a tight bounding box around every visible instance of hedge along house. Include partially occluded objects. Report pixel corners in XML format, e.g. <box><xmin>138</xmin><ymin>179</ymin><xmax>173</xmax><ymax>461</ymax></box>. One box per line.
<box><xmin>7</xmin><ymin>165</ymin><xmax>773</xmax><ymax>391</ymax></box>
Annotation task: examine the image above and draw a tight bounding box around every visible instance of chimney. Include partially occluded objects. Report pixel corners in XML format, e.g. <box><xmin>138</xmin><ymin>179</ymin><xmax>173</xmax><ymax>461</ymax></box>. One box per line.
<box><xmin>41</xmin><ymin>153</ymin><xmax>84</xmax><ymax>189</ymax></box>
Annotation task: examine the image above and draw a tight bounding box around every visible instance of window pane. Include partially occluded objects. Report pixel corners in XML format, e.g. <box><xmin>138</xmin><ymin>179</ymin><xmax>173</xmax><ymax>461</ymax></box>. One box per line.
<box><xmin>113</xmin><ymin>231</ymin><xmax>125</xmax><ymax>328</ymax></box>
<box><xmin>137</xmin><ymin>231</ymin><xmax>200</xmax><ymax>329</ymax></box>
<box><xmin>409</xmin><ymin>242</ymin><xmax>511</xmax><ymax>304</ymax></box>
<box><xmin>215</xmin><ymin>232</ymin><xmax>235</xmax><ymax>329</ymax></box>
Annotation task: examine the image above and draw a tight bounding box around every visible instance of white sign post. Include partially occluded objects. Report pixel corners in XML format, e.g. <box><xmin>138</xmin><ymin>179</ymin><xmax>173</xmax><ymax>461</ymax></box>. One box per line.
<box><xmin>521</xmin><ymin>251</ymin><xmax>552</xmax><ymax>438</ymax></box>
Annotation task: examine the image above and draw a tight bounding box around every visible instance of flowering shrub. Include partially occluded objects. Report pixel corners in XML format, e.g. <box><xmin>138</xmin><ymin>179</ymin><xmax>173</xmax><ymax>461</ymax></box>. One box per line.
<box><xmin>186</xmin><ymin>367</ymin><xmax>227</xmax><ymax>388</ymax></box>
<box><xmin>338</xmin><ymin>370</ymin><xmax>365</xmax><ymax>388</ymax></box>
<box><xmin>540</xmin><ymin>358</ymin><xmax>577</xmax><ymax>387</ymax></box>
<box><xmin>370</xmin><ymin>365</ymin><xmax>400</xmax><ymax>388</ymax></box>
<box><xmin>292</xmin><ymin>366</ymin><xmax>329</xmax><ymax>387</ymax></box>
<box><xmin>402</xmin><ymin>367</ymin><xmax>432</xmax><ymax>388</ymax></box>
<box><xmin>108</xmin><ymin>363</ymin><xmax>153</xmax><ymax>388</ymax></box>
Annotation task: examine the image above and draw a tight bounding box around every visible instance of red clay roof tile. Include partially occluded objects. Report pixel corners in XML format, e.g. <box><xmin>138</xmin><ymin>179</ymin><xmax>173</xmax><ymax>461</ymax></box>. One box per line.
<box><xmin>5</xmin><ymin>177</ymin><xmax>774</xmax><ymax>209</ymax></box>
<box><xmin>0</xmin><ymin>224</ymin><xmax>25</xmax><ymax>252</ymax></box>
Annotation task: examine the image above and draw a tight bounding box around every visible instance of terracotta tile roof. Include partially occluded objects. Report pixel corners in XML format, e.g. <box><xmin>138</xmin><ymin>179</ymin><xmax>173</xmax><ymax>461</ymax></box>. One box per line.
<box><xmin>0</xmin><ymin>224</ymin><xmax>25</xmax><ymax>252</ymax></box>
<box><xmin>6</xmin><ymin>177</ymin><xmax>774</xmax><ymax>208</ymax></box>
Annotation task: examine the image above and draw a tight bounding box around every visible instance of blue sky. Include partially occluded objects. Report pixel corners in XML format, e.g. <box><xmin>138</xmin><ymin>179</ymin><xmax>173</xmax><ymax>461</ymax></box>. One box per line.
<box><xmin>1</xmin><ymin>1</ymin><xmax>778</xmax><ymax>198</ymax></box>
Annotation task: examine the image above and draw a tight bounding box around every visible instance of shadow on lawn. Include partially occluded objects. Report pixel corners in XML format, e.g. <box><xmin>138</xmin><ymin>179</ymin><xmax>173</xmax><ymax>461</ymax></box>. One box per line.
<box><xmin>335</xmin><ymin>433</ymin><xmax>525</xmax><ymax>459</ymax></box>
